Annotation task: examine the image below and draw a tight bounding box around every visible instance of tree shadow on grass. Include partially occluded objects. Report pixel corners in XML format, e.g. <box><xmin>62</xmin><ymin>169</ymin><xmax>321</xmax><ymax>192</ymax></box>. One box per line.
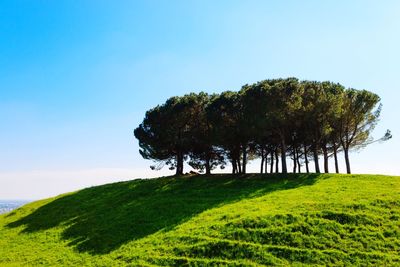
<box><xmin>7</xmin><ymin>173</ymin><xmax>323</xmax><ymax>255</ymax></box>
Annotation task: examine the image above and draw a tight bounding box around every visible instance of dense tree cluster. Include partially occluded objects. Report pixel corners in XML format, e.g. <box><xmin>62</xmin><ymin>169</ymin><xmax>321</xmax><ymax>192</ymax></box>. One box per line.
<box><xmin>134</xmin><ymin>78</ymin><xmax>391</xmax><ymax>175</ymax></box>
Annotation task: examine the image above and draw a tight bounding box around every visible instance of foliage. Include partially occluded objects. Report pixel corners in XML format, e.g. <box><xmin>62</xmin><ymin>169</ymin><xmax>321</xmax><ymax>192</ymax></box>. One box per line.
<box><xmin>135</xmin><ymin>78</ymin><xmax>388</xmax><ymax>174</ymax></box>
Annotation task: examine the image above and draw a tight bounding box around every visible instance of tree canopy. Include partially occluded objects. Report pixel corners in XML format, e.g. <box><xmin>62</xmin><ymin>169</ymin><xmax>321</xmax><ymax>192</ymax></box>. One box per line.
<box><xmin>134</xmin><ymin>78</ymin><xmax>390</xmax><ymax>175</ymax></box>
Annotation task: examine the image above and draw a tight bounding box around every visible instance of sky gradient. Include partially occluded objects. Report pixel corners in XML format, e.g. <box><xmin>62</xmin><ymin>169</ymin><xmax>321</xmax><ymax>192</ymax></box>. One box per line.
<box><xmin>1</xmin><ymin>0</ymin><xmax>399</xmax><ymax>199</ymax></box>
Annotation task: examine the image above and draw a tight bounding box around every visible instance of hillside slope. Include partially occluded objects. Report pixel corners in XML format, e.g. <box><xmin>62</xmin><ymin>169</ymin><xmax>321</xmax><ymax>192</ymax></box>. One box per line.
<box><xmin>0</xmin><ymin>174</ymin><xmax>399</xmax><ymax>266</ymax></box>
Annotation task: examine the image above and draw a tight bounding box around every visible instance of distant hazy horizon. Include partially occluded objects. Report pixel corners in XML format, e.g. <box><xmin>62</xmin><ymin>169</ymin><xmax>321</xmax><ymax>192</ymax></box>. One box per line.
<box><xmin>0</xmin><ymin>200</ymin><xmax>30</xmax><ymax>214</ymax></box>
<box><xmin>1</xmin><ymin>0</ymin><xmax>399</xmax><ymax>200</ymax></box>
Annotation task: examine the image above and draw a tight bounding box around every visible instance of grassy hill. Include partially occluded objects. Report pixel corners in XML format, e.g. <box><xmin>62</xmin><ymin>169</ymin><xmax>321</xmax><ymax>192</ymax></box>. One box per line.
<box><xmin>0</xmin><ymin>174</ymin><xmax>399</xmax><ymax>266</ymax></box>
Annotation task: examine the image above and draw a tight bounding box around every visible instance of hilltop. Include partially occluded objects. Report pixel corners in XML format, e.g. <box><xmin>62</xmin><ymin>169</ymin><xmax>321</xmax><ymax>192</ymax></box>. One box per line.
<box><xmin>0</xmin><ymin>174</ymin><xmax>399</xmax><ymax>266</ymax></box>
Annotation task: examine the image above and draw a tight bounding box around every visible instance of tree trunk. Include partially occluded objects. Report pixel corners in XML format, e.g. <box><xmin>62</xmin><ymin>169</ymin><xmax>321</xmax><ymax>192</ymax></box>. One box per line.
<box><xmin>264</xmin><ymin>151</ymin><xmax>269</xmax><ymax>174</ymax></box>
<box><xmin>260</xmin><ymin>152</ymin><xmax>264</xmax><ymax>174</ymax></box>
<box><xmin>292</xmin><ymin>148</ymin><xmax>297</xmax><ymax>173</ymax></box>
<box><xmin>304</xmin><ymin>144</ymin><xmax>309</xmax><ymax>173</ymax></box>
<box><xmin>344</xmin><ymin>148</ymin><xmax>351</xmax><ymax>174</ymax></box>
<box><xmin>281</xmin><ymin>139</ymin><xmax>287</xmax><ymax>174</ymax></box>
<box><xmin>179</xmin><ymin>153</ymin><xmax>184</xmax><ymax>175</ymax></box>
<box><xmin>296</xmin><ymin>148</ymin><xmax>301</xmax><ymax>173</ymax></box>
<box><xmin>275</xmin><ymin>149</ymin><xmax>279</xmax><ymax>173</ymax></box>
<box><xmin>176</xmin><ymin>130</ymin><xmax>184</xmax><ymax>175</ymax></box>
<box><xmin>242</xmin><ymin>145</ymin><xmax>247</xmax><ymax>174</ymax></box>
<box><xmin>322</xmin><ymin>143</ymin><xmax>329</xmax><ymax>173</ymax></box>
<box><xmin>333</xmin><ymin>143</ymin><xmax>339</xmax><ymax>173</ymax></box>
<box><xmin>237</xmin><ymin>156</ymin><xmax>242</xmax><ymax>174</ymax></box>
<box><xmin>176</xmin><ymin>152</ymin><xmax>184</xmax><ymax>175</ymax></box>
<box><xmin>313</xmin><ymin>144</ymin><xmax>320</xmax><ymax>173</ymax></box>
<box><xmin>205</xmin><ymin>156</ymin><xmax>211</xmax><ymax>175</ymax></box>
<box><xmin>232</xmin><ymin>159</ymin><xmax>237</xmax><ymax>174</ymax></box>
<box><xmin>270</xmin><ymin>151</ymin><xmax>274</xmax><ymax>173</ymax></box>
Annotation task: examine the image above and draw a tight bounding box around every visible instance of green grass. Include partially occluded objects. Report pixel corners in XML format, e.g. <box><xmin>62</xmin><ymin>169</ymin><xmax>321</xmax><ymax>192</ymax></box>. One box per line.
<box><xmin>0</xmin><ymin>173</ymin><xmax>399</xmax><ymax>266</ymax></box>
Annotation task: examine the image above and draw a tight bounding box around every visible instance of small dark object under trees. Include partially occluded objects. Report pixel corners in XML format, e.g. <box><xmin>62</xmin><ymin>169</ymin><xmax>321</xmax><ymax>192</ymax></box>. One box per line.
<box><xmin>134</xmin><ymin>78</ymin><xmax>391</xmax><ymax>175</ymax></box>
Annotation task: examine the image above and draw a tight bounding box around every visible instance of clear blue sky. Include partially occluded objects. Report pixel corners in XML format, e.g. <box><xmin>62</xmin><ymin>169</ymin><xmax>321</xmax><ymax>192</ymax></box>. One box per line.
<box><xmin>1</xmin><ymin>0</ymin><xmax>399</xmax><ymax>199</ymax></box>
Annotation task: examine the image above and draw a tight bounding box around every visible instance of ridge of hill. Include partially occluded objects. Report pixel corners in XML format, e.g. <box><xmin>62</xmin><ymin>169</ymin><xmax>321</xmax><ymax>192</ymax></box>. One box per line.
<box><xmin>0</xmin><ymin>174</ymin><xmax>399</xmax><ymax>266</ymax></box>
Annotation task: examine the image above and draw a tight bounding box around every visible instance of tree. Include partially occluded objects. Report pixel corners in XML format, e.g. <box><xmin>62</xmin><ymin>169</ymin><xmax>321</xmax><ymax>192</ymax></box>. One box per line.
<box><xmin>134</xmin><ymin>94</ymin><xmax>201</xmax><ymax>175</ymax></box>
<box><xmin>265</xmin><ymin>78</ymin><xmax>303</xmax><ymax>174</ymax></box>
<box><xmin>301</xmin><ymin>81</ymin><xmax>337</xmax><ymax>173</ymax></box>
<box><xmin>186</xmin><ymin>93</ymin><xmax>226</xmax><ymax>174</ymax></box>
<box><xmin>338</xmin><ymin>89</ymin><xmax>381</xmax><ymax>174</ymax></box>
<box><xmin>206</xmin><ymin>91</ymin><xmax>247</xmax><ymax>173</ymax></box>
<box><xmin>324</xmin><ymin>83</ymin><xmax>345</xmax><ymax>174</ymax></box>
<box><xmin>134</xmin><ymin>103</ymin><xmax>182</xmax><ymax>174</ymax></box>
<box><xmin>242</xmin><ymin>81</ymin><xmax>272</xmax><ymax>174</ymax></box>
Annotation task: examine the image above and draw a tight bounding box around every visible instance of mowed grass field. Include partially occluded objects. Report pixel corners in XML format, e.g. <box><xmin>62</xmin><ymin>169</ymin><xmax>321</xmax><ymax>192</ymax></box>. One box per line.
<box><xmin>0</xmin><ymin>174</ymin><xmax>399</xmax><ymax>266</ymax></box>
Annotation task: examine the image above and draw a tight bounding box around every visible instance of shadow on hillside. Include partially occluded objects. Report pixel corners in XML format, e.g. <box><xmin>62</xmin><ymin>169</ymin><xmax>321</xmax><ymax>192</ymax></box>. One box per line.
<box><xmin>7</xmin><ymin>173</ymin><xmax>322</xmax><ymax>254</ymax></box>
